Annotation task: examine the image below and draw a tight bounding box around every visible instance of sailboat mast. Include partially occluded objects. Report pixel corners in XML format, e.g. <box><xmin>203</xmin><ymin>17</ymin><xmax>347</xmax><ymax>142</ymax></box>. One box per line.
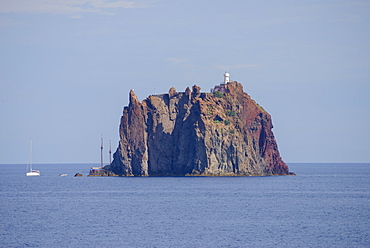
<box><xmin>100</xmin><ymin>135</ymin><xmax>103</xmax><ymax>169</ymax></box>
<box><xmin>25</xmin><ymin>139</ymin><xmax>40</xmax><ymax>176</ymax></box>
<box><xmin>28</xmin><ymin>140</ymin><xmax>33</xmax><ymax>171</ymax></box>
<box><xmin>109</xmin><ymin>140</ymin><xmax>112</xmax><ymax>164</ymax></box>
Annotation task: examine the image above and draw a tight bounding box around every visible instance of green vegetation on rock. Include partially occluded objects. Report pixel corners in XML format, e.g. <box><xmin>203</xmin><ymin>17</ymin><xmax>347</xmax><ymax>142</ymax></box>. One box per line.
<box><xmin>226</xmin><ymin>110</ymin><xmax>236</xmax><ymax>116</ymax></box>
<box><xmin>213</xmin><ymin>91</ymin><xmax>224</xmax><ymax>98</ymax></box>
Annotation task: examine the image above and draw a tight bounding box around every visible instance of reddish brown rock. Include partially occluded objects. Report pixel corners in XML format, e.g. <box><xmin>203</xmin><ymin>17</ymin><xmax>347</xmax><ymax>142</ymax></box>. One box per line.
<box><xmin>104</xmin><ymin>81</ymin><xmax>292</xmax><ymax>176</ymax></box>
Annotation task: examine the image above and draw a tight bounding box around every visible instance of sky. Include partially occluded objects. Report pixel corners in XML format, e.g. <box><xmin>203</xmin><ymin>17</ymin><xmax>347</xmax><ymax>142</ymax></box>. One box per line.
<box><xmin>1</xmin><ymin>0</ymin><xmax>369</xmax><ymax>164</ymax></box>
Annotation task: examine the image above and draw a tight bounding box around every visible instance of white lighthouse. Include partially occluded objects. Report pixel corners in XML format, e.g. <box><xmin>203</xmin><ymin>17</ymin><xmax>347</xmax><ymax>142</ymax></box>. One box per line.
<box><xmin>224</xmin><ymin>72</ymin><xmax>230</xmax><ymax>84</ymax></box>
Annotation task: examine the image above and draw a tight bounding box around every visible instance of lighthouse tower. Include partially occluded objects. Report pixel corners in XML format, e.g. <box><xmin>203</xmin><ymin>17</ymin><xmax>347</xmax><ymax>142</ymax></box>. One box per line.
<box><xmin>224</xmin><ymin>72</ymin><xmax>230</xmax><ymax>84</ymax></box>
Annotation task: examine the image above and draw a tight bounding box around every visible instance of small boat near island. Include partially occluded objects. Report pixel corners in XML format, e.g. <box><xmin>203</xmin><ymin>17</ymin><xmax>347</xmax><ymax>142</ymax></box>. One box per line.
<box><xmin>26</xmin><ymin>170</ymin><xmax>40</xmax><ymax>176</ymax></box>
<box><xmin>26</xmin><ymin>141</ymin><xmax>40</xmax><ymax>177</ymax></box>
<box><xmin>59</xmin><ymin>174</ymin><xmax>67</xmax><ymax>177</ymax></box>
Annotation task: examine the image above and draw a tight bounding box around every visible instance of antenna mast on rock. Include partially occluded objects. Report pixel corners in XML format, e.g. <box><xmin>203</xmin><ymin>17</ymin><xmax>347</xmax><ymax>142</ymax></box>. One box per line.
<box><xmin>100</xmin><ymin>135</ymin><xmax>103</xmax><ymax>169</ymax></box>
<box><xmin>109</xmin><ymin>140</ymin><xmax>112</xmax><ymax>164</ymax></box>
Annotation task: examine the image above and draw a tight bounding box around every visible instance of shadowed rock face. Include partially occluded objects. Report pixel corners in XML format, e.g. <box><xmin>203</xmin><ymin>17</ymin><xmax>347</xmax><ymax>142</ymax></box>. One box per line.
<box><xmin>104</xmin><ymin>81</ymin><xmax>291</xmax><ymax>176</ymax></box>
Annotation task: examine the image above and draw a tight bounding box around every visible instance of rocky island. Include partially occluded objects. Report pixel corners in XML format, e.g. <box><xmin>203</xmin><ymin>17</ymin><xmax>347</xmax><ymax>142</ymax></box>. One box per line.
<box><xmin>90</xmin><ymin>76</ymin><xmax>293</xmax><ymax>176</ymax></box>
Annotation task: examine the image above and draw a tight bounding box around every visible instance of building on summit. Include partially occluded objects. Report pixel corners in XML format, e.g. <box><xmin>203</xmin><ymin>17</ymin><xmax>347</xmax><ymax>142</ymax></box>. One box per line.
<box><xmin>211</xmin><ymin>72</ymin><xmax>231</xmax><ymax>93</ymax></box>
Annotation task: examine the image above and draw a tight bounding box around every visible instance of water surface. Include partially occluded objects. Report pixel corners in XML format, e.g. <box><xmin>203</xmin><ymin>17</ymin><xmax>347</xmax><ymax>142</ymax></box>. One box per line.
<box><xmin>0</xmin><ymin>163</ymin><xmax>369</xmax><ymax>247</ymax></box>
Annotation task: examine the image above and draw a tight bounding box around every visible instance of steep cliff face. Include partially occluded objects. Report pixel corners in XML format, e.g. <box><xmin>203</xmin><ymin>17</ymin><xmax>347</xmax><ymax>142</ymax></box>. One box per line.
<box><xmin>105</xmin><ymin>81</ymin><xmax>291</xmax><ymax>176</ymax></box>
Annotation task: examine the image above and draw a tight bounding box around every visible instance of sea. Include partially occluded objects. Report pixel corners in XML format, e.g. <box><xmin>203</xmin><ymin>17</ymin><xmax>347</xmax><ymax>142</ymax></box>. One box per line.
<box><xmin>0</xmin><ymin>163</ymin><xmax>369</xmax><ymax>248</ymax></box>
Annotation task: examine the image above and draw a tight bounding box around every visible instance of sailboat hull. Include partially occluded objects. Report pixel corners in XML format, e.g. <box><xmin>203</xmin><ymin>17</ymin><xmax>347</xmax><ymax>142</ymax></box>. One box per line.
<box><xmin>26</xmin><ymin>170</ymin><xmax>40</xmax><ymax>176</ymax></box>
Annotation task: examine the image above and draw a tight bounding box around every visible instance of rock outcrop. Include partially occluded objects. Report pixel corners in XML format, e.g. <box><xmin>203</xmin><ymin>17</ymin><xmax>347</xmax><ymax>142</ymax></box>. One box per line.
<box><xmin>101</xmin><ymin>81</ymin><xmax>292</xmax><ymax>176</ymax></box>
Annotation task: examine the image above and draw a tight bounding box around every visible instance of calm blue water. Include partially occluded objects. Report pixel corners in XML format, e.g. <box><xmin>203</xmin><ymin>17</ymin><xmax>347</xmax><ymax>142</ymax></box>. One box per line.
<box><xmin>0</xmin><ymin>163</ymin><xmax>369</xmax><ymax>247</ymax></box>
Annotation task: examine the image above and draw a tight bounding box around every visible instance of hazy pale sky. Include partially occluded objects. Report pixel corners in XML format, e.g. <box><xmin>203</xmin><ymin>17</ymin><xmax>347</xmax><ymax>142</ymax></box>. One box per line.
<box><xmin>1</xmin><ymin>0</ymin><xmax>369</xmax><ymax>164</ymax></box>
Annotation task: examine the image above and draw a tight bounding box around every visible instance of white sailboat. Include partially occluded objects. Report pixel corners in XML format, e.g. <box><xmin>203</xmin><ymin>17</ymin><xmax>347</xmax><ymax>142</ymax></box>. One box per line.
<box><xmin>26</xmin><ymin>140</ymin><xmax>40</xmax><ymax>176</ymax></box>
